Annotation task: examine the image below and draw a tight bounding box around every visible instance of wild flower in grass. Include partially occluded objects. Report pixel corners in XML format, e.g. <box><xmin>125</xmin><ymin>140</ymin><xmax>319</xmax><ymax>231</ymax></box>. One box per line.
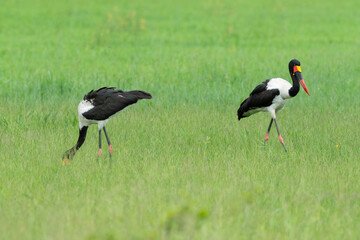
<box><xmin>140</xmin><ymin>18</ymin><xmax>146</xmax><ymax>30</ymax></box>
<box><xmin>107</xmin><ymin>13</ymin><xmax>113</xmax><ymax>21</ymax></box>
<box><xmin>118</xmin><ymin>17</ymin><xmax>129</xmax><ymax>27</ymax></box>
<box><xmin>127</xmin><ymin>10</ymin><xmax>136</xmax><ymax>19</ymax></box>
<box><xmin>228</xmin><ymin>25</ymin><xmax>233</xmax><ymax>35</ymax></box>
<box><xmin>330</xmin><ymin>139</ymin><xmax>341</xmax><ymax>148</ymax></box>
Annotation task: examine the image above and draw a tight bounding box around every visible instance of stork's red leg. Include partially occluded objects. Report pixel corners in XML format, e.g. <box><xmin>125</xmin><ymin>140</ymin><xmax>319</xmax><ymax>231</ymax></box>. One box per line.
<box><xmin>103</xmin><ymin>127</ymin><xmax>113</xmax><ymax>166</ymax></box>
<box><xmin>274</xmin><ymin>119</ymin><xmax>287</xmax><ymax>152</ymax></box>
<box><xmin>264</xmin><ymin>118</ymin><xmax>273</xmax><ymax>144</ymax></box>
<box><xmin>98</xmin><ymin>129</ymin><xmax>102</xmax><ymax>157</ymax></box>
<box><xmin>103</xmin><ymin>127</ymin><xmax>112</xmax><ymax>152</ymax></box>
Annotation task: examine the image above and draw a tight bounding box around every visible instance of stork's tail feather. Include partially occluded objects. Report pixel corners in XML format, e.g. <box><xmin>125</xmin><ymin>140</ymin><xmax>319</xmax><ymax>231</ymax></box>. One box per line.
<box><xmin>237</xmin><ymin>98</ymin><xmax>250</xmax><ymax>120</ymax></box>
<box><xmin>128</xmin><ymin>90</ymin><xmax>152</xmax><ymax>100</ymax></box>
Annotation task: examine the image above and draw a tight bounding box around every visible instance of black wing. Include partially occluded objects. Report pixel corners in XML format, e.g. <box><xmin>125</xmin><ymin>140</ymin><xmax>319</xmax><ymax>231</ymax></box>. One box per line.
<box><xmin>83</xmin><ymin>87</ymin><xmax>118</xmax><ymax>106</ymax></box>
<box><xmin>82</xmin><ymin>88</ymin><xmax>152</xmax><ymax>121</ymax></box>
<box><xmin>237</xmin><ymin>80</ymin><xmax>278</xmax><ymax>120</ymax></box>
<box><xmin>249</xmin><ymin>79</ymin><xmax>270</xmax><ymax>96</ymax></box>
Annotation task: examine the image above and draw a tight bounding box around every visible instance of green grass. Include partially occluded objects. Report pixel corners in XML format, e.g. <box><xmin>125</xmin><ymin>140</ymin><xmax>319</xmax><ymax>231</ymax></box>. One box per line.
<box><xmin>1</xmin><ymin>0</ymin><xmax>360</xmax><ymax>239</ymax></box>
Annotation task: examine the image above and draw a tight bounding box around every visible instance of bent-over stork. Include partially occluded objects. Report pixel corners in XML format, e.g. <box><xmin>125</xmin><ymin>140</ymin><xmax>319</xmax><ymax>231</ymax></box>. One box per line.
<box><xmin>62</xmin><ymin>87</ymin><xmax>152</xmax><ymax>165</ymax></box>
<box><xmin>237</xmin><ymin>59</ymin><xmax>309</xmax><ymax>152</ymax></box>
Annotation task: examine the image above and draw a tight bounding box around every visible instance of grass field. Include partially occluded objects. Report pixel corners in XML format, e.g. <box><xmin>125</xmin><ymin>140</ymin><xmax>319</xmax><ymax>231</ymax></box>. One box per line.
<box><xmin>1</xmin><ymin>0</ymin><xmax>360</xmax><ymax>239</ymax></box>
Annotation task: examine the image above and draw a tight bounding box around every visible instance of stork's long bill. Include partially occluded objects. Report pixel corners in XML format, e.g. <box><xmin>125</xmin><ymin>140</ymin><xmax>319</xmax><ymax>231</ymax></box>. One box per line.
<box><xmin>293</xmin><ymin>65</ymin><xmax>310</xmax><ymax>95</ymax></box>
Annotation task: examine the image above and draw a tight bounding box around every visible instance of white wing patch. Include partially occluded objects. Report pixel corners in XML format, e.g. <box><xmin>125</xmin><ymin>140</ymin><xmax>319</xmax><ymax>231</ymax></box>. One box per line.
<box><xmin>78</xmin><ymin>100</ymin><xmax>94</xmax><ymax>115</ymax></box>
<box><xmin>266</xmin><ymin>78</ymin><xmax>292</xmax><ymax>99</ymax></box>
<box><xmin>78</xmin><ymin>100</ymin><xmax>96</xmax><ymax>128</ymax></box>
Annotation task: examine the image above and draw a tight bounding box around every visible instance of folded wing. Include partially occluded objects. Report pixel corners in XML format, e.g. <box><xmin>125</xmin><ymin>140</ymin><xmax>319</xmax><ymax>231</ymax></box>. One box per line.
<box><xmin>82</xmin><ymin>89</ymin><xmax>152</xmax><ymax>120</ymax></box>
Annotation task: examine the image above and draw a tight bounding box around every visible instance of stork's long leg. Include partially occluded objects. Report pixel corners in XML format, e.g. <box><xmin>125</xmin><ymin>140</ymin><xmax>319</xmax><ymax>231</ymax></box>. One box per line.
<box><xmin>274</xmin><ymin>118</ymin><xmax>287</xmax><ymax>152</ymax></box>
<box><xmin>264</xmin><ymin>118</ymin><xmax>273</xmax><ymax>144</ymax></box>
<box><xmin>98</xmin><ymin>129</ymin><xmax>102</xmax><ymax>157</ymax></box>
<box><xmin>103</xmin><ymin>127</ymin><xmax>113</xmax><ymax>165</ymax></box>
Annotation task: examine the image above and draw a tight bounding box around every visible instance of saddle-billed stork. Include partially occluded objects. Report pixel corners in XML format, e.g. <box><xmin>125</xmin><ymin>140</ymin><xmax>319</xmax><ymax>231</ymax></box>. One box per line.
<box><xmin>62</xmin><ymin>87</ymin><xmax>152</xmax><ymax>165</ymax></box>
<box><xmin>237</xmin><ymin>59</ymin><xmax>309</xmax><ymax>152</ymax></box>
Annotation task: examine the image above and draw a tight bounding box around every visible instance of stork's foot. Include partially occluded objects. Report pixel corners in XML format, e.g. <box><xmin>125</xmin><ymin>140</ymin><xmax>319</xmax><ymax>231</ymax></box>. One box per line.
<box><xmin>62</xmin><ymin>158</ymin><xmax>71</xmax><ymax>165</ymax></box>
<box><xmin>264</xmin><ymin>133</ymin><xmax>269</xmax><ymax>142</ymax></box>
<box><xmin>108</xmin><ymin>145</ymin><xmax>113</xmax><ymax>167</ymax></box>
<box><xmin>97</xmin><ymin>148</ymin><xmax>102</xmax><ymax>157</ymax></box>
<box><xmin>278</xmin><ymin>135</ymin><xmax>288</xmax><ymax>152</ymax></box>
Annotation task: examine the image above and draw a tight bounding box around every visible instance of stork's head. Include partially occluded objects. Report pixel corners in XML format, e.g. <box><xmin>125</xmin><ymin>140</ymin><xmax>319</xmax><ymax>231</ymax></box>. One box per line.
<box><xmin>289</xmin><ymin>59</ymin><xmax>310</xmax><ymax>95</ymax></box>
<box><xmin>62</xmin><ymin>147</ymin><xmax>75</xmax><ymax>165</ymax></box>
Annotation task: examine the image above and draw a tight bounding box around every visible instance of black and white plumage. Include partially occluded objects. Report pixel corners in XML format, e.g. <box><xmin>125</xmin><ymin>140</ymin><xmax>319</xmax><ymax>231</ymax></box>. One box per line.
<box><xmin>237</xmin><ymin>59</ymin><xmax>309</xmax><ymax>152</ymax></box>
<box><xmin>62</xmin><ymin>87</ymin><xmax>152</xmax><ymax>165</ymax></box>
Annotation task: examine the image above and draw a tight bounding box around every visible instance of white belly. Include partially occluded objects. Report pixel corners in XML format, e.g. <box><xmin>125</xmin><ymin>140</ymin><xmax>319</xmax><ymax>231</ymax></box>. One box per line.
<box><xmin>267</xmin><ymin>95</ymin><xmax>288</xmax><ymax>118</ymax></box>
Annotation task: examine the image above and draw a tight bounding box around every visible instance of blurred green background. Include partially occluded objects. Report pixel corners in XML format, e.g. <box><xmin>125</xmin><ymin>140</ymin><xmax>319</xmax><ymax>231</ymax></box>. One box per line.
<box><xmin>0</xmin><ymin>0</ymin><xmax>359</xmax><ymax>239</ymax></box>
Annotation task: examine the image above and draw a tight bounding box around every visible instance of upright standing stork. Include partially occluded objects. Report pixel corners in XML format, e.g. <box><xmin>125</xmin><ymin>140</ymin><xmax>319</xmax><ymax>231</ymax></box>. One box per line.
<box><xmin>237</xmin><ymin>59</ymin><xmax>310</xmax><ymax>152</ymax></box>
<box><xmin>62</xmin><ymin>87</ymin><xmax>152</xmax><ymax>165</ymax></box>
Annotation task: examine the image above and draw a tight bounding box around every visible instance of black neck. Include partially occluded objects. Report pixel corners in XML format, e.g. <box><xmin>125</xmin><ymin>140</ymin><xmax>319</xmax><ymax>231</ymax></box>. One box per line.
<box><xmin>288</xmin><ymin>73</ymin><xmax>300</xmax><ymax>97</ymax></box>
<box><xmin>75</xmin><ymin>126</ymin><xmax>88</xmax><ymax>150</ymax></box>
<box><xmin>63</xmin><ymin>126</ymin><xmax>88</xmax><ymax>160</ymax></box>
